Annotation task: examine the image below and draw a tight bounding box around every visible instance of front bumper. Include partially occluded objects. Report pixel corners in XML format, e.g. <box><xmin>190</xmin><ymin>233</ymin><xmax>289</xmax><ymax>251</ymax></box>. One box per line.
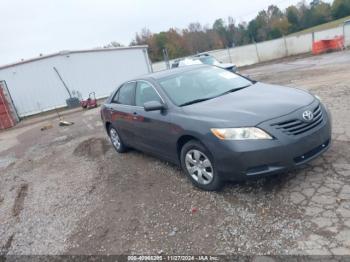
<box><xmin>206</xmin><ymin>101</ymin><xmax>332</xmax><ymax>181</ymax></box>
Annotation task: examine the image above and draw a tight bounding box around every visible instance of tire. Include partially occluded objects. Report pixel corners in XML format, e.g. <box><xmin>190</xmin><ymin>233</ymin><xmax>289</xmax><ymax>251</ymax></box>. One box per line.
<box><xmin>108</xmin><ymin>126</ymin><xmax>128</xmax><ymax>153</ymax></box>
<box><xmin>180</xmin><ymin>140</ymin><xmax>223</xmax><ymax>191</ymax></box>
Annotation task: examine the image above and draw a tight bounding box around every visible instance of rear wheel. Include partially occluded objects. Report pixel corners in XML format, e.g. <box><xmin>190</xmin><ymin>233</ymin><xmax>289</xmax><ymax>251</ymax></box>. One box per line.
<box><xmin>109</xmin><ymin>126</ymin><xmax>127</xmax><ymax>153</ymax></box>
<box><xmin>181</xmin><ymin>140</ymin><xmax>223</xmax><ymax>191</ymax></box>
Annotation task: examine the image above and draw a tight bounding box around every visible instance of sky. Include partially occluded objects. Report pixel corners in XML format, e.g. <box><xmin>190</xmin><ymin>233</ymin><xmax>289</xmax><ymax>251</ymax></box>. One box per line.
<box><xmin>0</xmin><ymin>0</ymin><xmax>325</xmax><ymax>65</ymax></box>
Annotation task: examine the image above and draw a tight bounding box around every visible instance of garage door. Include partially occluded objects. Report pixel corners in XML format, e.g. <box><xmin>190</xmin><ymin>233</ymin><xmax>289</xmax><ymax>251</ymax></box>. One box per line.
<box><xmin>0</xmin><ymin>81</ymin><xmax>18</xmax><ymax>130</ymax></box>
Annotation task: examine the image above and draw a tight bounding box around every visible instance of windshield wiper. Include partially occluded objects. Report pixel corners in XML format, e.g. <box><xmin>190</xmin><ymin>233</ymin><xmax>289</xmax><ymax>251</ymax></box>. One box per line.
<box><xmin>179</xmin><ymin>85</ymin><xmax>252</xmax><ymax>107</ymax></box>
<box><xmin>179</xmin><ymin>97</ymin><xmax>214</xmax><ymax>107</ymax></box>
<box><xmin>220</xmin><ymin>85</ymin><xmax>252</xmax><ymax>96</ymax></box>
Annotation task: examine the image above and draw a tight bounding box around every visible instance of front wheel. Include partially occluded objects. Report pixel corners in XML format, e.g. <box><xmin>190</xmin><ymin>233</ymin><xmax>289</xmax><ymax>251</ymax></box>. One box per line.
<box><xmin>180</xmin><ymin>140</ymin><xmax>223</xmax><ymax>191</ymax></box>
<box><xmin>109</xmin><ymin>126</ymin><xmax>127</xmax><ymax>153</ymax></box>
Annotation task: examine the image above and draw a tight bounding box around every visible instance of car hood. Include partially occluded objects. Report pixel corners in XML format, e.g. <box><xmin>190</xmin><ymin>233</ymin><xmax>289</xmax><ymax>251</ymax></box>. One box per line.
<box><xmin>182</xmin><ymin>83</ymin><xmax>315</xmax><ymax>127</ymax></box>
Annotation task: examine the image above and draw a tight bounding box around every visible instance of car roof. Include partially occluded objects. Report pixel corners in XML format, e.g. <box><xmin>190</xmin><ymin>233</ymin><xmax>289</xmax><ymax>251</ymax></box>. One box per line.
<box><xmin>138</xmin><ymin>64</ymin><xmax>210</xmax><ymax>81</ymax></box>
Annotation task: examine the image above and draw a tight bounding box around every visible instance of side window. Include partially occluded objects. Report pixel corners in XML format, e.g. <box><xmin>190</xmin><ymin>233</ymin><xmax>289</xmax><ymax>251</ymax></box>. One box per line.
<box><xmin>135</xmin><ymin>81</ymin><xmax>162</xmax><ymax>107</ymax></box>
<box><xmin>111</xmin><ymin>89</ymin><xmax>120</xmax><ymax>103</ymax></box>
<box><xmin>117</xmin><ymin>82</ymin><xmax>136</xmax><ymax>105</ymax></box>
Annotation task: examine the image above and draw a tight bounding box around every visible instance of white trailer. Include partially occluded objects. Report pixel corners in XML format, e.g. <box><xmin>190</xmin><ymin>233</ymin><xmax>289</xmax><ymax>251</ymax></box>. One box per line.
<box><xmin>0</xmin><ymin>46</ymin><xmax>152</xmax><ymax>117</ymax></box>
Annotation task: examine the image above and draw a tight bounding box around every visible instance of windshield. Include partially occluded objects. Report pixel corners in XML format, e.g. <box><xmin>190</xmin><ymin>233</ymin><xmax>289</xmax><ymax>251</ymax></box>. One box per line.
<box><xmin>158</xmin><ymin>67</ymin><xmax>252</xmax><ymax>106</ymax></box>
<box><xmin>199</xmin><ymin>56</ymin><xmax>219</xmax><ymax>65</ymax></box>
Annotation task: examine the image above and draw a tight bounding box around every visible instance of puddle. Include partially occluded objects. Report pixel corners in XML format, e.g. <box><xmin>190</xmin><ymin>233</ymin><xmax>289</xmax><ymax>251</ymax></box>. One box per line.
<box><xmin>73</xmin><ymin>137</ymin><xmax>110</xmax><ymax>158</ymax></box>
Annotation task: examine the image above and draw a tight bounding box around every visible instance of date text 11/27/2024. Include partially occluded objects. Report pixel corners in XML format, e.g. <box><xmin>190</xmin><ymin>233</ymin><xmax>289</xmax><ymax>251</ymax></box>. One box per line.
<box><xmin>127</xmin><ymin>255</ymin><xmax>220</xmax><ymax>261</ymax></box>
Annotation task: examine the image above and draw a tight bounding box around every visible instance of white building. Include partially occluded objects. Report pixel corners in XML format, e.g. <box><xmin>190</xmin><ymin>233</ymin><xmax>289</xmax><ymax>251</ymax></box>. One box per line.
<box><xmin>345</xmin><ymin>20</ymin><xmax>350</xmax><ymax>47</ymax></box>
<box><xmin>0</xmin><ymin>46</ymin><xmax>152</xmax><ymax>117</ymax></box>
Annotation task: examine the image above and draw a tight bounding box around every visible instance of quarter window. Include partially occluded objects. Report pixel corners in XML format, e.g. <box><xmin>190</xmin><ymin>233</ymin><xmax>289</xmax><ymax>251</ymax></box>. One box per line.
<box><xmin>117</xmin><ymin>82</ymin><xmax>136</xmax><ymax>105</ymax></box>
<box><xmin>111</xmin><ymin>89</ymin><xmax>120</xmax><ymax>103</ymax></box>
<box><xmin>135</xmin><ymin>81</ymin><xmax>162</xmax><ymax>107</ymax></box>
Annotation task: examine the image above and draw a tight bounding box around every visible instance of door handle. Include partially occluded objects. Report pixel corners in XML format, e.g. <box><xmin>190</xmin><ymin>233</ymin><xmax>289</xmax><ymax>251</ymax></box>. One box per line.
<box><xmin>109</xmin><ymin>107</ymin><xmax>116</xmax><ymax>114</ymax></box>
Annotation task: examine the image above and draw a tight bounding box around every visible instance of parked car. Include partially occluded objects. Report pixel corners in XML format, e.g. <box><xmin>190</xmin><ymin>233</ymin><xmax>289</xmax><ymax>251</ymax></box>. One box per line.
<box><xmin>172</xmin><ymin>54</ymin><xmax>237</xmax><ymax>72</ymax></box>
<box><xmin>171</xmin><ymin>58</ymin><xmax>202</xmax><ymax>68</ymax></box>
<box><xmin>101</xmin><ymin>65</ymin><xmax>331</xmax><ymax>191</ymax></box>
<box><xmin>194</xmin><ymin>53</ymin><xmax>237</xmax><ymax>72</ymax></box>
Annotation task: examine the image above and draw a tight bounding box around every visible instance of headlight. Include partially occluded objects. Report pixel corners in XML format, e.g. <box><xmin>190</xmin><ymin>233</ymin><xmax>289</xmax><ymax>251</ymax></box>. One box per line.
<box><xmin>211</xmin><ymin>127</ymin><xmax>272</xmax><ymax>140</ymax></box>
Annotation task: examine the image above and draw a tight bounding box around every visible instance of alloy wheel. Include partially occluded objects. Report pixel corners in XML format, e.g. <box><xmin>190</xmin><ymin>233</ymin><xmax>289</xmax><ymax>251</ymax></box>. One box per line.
<box><xmin>185</xmin><ymin>149</ymin><xmax>214</xmax><ymax>185</ymax></box>
<box><xmin>110</xmin><ymin>128</ymin><xmax>121</xmax><ymax>150</ymax></box>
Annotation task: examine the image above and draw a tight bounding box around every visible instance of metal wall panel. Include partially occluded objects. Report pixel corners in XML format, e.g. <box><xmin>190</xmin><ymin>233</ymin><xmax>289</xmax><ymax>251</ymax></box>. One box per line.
<box><xmin>0</xmin><ymin>48</ymin><xmax>151</xmax><ymax>117</ymax></box>
<box><xmin>314</xmin><ymin>26</ymin><xmax>343</xmax><ymax>41</ymax></box>
<box><xmin>345</xmin><ymin>22</ymin><xmax>350</xmax><ymax>47</ymax></box>
<box><xmin>285</xmin><ymin>33</ymin><xmax>313</xmax><ymax>55</ymax></box>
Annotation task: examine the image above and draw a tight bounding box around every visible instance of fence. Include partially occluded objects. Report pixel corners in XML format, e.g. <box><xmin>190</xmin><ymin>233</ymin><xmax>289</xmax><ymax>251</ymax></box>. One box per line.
<box><xmin>152</xmin><ymin>23</ymin><xmax>350</xmax><ymax>72</ymax></box>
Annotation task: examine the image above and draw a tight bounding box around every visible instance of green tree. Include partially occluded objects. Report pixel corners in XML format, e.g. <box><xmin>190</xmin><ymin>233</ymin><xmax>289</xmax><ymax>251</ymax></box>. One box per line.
<box><xmin>165</xmin><ymin>29</ymin><xmax>188</xmax><ymax>58</ymax></box>
<box><xmin>286</xmin><ymin>5</ymin><xmax>300</xmax><ymax>32</ymax></box>
<box><xmin>248</xmin><ymin>10</ymin><xmax>268</xmax><ymax>42</ymax></box>
<box><xmin>332</xmin><ymin>0</ymin><xmax>350</xmax><ymax>19</ymax></box>
<box><xmin>270</xmin><ymin>18</ymin><xmax>291</xmax><ymax>38</ymax></box>
<box><xmin>213</xmin><ymin>18</ymin><xmax>229</xmax><ymax>46</ymax></box>
<box><xmin>247</xmin><ymin>19</ymin><xmax>258</xmax><ymax>42</ymax></box>
<box><xmin>310</xmin><ymin>1</ymin><xmax>332</xmax><ymax>26</ymax></box>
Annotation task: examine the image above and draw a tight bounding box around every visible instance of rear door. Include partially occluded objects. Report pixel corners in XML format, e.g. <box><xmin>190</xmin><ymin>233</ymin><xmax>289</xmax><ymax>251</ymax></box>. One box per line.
<box><xmin>132</xmin><ymin>80</ymin><xmax>176</xmax><ymax>160</ymax></box>
<box><xmin>109</xmin><ymin>81</ymin><xmax>137</xmax><ymax>145</ymax></box>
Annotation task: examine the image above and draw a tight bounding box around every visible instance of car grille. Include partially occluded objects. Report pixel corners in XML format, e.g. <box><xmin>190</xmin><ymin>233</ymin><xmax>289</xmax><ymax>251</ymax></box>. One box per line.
<box><xmin>271</xmin><ymin>104</ymin><xmax>323</xmax><ymax>136</ymax></box>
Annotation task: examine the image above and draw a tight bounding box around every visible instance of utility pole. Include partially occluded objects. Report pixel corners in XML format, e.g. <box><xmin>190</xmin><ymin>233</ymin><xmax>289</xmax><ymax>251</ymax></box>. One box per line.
<box><xmin>162</xmin><ymin>48</ymin><xmax>170</xmax><ymax>69</ymax></box>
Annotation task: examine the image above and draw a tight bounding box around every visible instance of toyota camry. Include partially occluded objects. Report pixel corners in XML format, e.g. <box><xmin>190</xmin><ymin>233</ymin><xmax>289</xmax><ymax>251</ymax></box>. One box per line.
<box><xmin>101</xmin><ymin>65</ymin><xmax>331</xmax><ymax>191</ymax></box>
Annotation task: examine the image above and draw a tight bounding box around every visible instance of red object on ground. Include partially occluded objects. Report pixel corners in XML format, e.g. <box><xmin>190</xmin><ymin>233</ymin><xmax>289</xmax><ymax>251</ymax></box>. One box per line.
<box><xmin>80</xmin><ymin>92</ymin><xmax>98</xmax><ymax>109</ymax></box>
<box><xmin>312</xmin><ymin>36</ymin><xmax>344</xmax><ymax>55</ymax></box>
<box><xmin>191</xmin><ymin>207</ymin><xmax>198</xmax><ymax>214</ymax></box>
<box><xmin>0</xmin><ymin>83</ymin><xmax>17</xmax><ymax>130</ymax></box>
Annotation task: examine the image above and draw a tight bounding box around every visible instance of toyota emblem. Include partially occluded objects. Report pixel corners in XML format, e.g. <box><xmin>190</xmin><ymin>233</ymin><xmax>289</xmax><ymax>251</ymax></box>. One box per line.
<box><xmin>302</xmin><ymin>110</ymin><xmax>314</xmax><ymax>122</ymax></box>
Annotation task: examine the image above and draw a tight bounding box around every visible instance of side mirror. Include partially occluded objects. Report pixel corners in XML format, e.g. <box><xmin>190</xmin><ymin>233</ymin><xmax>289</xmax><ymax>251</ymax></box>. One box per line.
<box><xmin>143</xmin><ymin>101</ymin><xmax>165</xmax><ymax>111</ymax></box>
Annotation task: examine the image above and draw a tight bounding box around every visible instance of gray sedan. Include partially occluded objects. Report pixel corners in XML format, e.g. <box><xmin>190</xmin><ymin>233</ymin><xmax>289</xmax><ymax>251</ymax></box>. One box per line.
<box><xmin>101</xmin><ymin>65</ymin><xmax>331</xmax><ymax>191</ymax></box>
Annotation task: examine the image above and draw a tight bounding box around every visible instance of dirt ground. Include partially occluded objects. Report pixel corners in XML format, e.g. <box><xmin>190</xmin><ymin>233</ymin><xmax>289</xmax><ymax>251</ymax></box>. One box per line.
<box><xmin>1</xmin><ymin>50</ymin><xmax>350</xmax><ymax>256</ymax></box>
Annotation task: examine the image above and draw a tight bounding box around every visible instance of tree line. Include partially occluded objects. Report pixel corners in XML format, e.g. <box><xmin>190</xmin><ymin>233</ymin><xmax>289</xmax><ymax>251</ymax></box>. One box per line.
<box><xmin>106</xmin><ymin>0</ymin><xmax>350</xmax><ymax>62</ymax></box>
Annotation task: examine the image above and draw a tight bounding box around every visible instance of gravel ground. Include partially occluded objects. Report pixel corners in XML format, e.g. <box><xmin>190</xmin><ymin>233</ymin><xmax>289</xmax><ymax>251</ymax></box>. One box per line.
<box><xmin>0</xmin><ymin>50</ymin><xmax>350</xmax><ymax>255</ymax></box>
